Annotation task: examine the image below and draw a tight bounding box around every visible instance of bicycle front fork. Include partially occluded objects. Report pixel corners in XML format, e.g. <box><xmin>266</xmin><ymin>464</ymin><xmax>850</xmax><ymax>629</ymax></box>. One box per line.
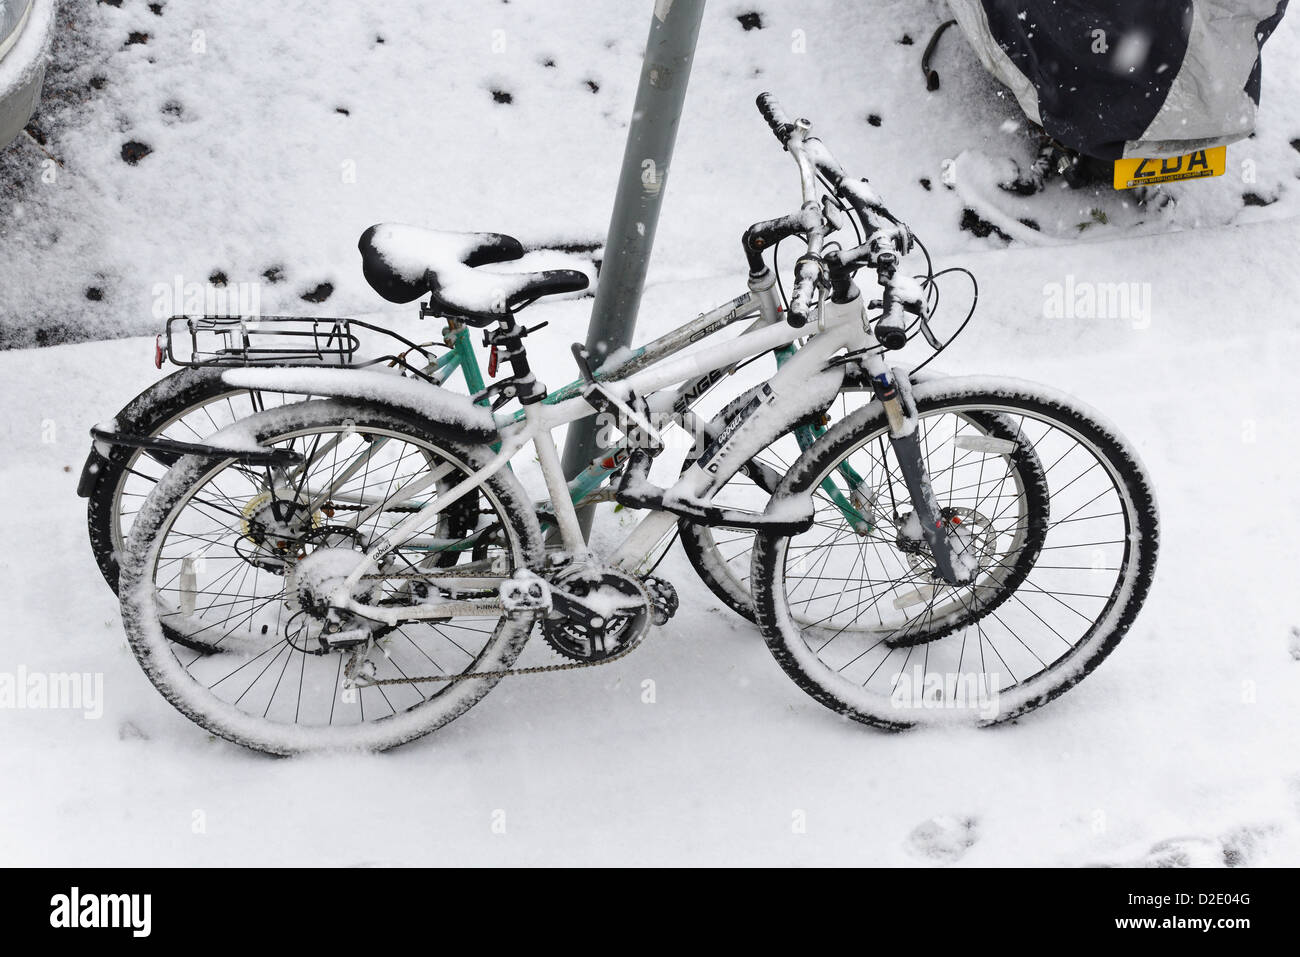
<box><xmin>865</xmin><ymin>361</ymin><xmax>974</xmax><ymax>587</ymax></box>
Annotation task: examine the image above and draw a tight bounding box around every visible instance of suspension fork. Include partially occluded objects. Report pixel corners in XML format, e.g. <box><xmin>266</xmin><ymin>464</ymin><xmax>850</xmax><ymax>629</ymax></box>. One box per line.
<box><xmin>863</xmin><ymin>359</ymin><xmax>972</xmax><ymax>586</ymax></box>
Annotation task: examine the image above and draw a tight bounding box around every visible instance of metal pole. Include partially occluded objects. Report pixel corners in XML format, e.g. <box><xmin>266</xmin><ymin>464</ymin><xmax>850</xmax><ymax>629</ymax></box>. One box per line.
<box><xmin>558</xmin><ymin>0</ymin><xmax>707</xmax><ymax>539</ymax></box>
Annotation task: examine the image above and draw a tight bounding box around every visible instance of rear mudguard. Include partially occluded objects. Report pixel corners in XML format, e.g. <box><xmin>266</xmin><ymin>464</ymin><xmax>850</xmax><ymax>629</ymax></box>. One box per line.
<box><xmin>219</xmin><ymin>366</ymin><xmax>500</xmax><ymax>444</ymax></box>
<box><xmin>77</xmin><ymin>365</ymin><xmax>498</xmax><ymax>498</ymax></box>
<box><xmin>77</xmin><ymin>367</ymin><xmax>231</xmax><ymax>497</ymax></box>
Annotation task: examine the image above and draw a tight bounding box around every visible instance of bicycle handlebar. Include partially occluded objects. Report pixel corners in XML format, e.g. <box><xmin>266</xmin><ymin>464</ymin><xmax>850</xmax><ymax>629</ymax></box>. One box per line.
<box><xmin>754</xmin><ymin>92</ymin><xmax>920</xmax><ymax>336</ymax></box>
<box><xmin>756</xmin><ymin>92</ymin><xmax>797</xmax><ymax>144</ymax></box>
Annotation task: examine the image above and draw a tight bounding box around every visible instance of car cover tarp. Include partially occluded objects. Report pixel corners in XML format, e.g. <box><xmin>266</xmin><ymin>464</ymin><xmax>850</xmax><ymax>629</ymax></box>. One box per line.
<box><xmin>947</xmin><ymin>0</ymin><xmax>1290</xmax><ymax>159</ymax></box>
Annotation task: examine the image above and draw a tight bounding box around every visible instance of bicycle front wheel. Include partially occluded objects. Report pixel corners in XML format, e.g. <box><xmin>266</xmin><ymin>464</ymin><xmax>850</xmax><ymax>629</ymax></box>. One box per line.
<box><xmin>752</xmin><ymin>376</ymin><xmax>1158</xmax><ymax>729</ymax></box>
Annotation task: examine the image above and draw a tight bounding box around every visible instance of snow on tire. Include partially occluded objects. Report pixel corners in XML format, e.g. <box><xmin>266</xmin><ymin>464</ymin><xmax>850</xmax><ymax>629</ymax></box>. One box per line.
<box><xmin>118</xmin><ymin>399</ymin><xmax>543</xmax><ymax>754</ymax></box>
<box><xmin>751</xmin><ymin>375</ymin><xmax>1159</xmax><ymax>729</ymax></box>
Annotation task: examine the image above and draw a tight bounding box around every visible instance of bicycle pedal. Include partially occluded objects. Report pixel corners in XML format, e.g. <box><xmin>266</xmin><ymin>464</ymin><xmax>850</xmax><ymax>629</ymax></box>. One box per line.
<box><xmin>499</xmin><ymin>573</ymin><xmax>551</xmax><ymax>614</ymax></box>
<box><xmin>614</xmin><ymin>449</ymin><xmax>663</xmax><ymax>510</ymax></box>
<box><xmin>642</xmin><ymin>575</ymin><xmax>679</xmax><ymax>626</ymax></box>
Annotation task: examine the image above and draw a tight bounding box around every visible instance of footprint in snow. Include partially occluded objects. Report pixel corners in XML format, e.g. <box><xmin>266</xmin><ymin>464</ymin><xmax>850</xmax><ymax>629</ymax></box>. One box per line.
<box><xmin>905</xmin><ymin>814</ymin><xmax>979</xmax><ymax>863</ymax></box>
<box><xmin>1091</xmin><ymin>823</ymin><xmax>1278</xmax><ymax>868</ymax></box>
<box><xmin>120</xmin><ymin>141</ymin><xmax>152</xmax><ymax>165</ymax></box>
<box><xmin>300</xmin><ymin>282</ymin><xmax>334</xmax><ymax>304</ymax></box>
<box><xmin>1287</xmin><ymin>626</ymin><xmax>1300</xmax><ymax>661</ymax></box>
<box><xmin>1134</xmin><ymin>836</ymin><xmax>1228</xmax><ymax>868</ymax></box>
<box><xmin>1220</xmin><ymin>824</ymin><xmax>1275</xmax><ymax>867</ymax></box>
<box><xmin>118</xmin><ymin>720</ymin><xmax>149</xmax><ymax>742</ymax></box>
<box><xmin>1242</xmin><ymin>191</ymin><xmax>1278</xmax><ymax>207</ymax></box>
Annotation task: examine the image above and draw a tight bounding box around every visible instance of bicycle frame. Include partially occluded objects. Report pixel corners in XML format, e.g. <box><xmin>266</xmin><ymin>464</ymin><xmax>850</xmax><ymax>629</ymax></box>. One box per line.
<box><xmin>330</xmin><ymin>291</ymin><xmax>881</xmax><ymax>626</ymax></box>
<box><xmin>482</xmin><ymin>273</ymin><xmax>870</xmax><ymax>528</ymax></box>
<box><xmin>341</xmin><ymin>272</ymin><xmax>813</xmax><ymax>529</ymax></box>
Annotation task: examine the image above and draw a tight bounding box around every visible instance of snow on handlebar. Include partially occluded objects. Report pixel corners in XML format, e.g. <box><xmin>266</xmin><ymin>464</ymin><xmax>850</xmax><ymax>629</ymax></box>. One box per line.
<box><xmin>787</xmin><ymin>255</ymin><xmax>825</xmax><ymax>328</ymax></box>
<box><xmin>756</xmin><ymin>92</ymin><xmax>797</xmax><ymax>144</ymax></box>
<box><xmin>755</xmin><ymin>93</ymin><xmax>918</xmax><ymax>334</ymax></box>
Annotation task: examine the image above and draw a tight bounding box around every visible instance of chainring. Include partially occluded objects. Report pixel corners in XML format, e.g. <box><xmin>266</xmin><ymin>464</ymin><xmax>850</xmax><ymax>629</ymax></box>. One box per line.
<box><xmin>541</xmin><ymin>566</ymin><xmax>652</xmax><ymax>662</ymax></box>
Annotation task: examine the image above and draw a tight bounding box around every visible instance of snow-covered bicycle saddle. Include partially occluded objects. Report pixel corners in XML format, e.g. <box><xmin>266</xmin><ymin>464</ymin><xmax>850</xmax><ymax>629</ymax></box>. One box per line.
<box><xmin>359</xmin><ymin>223</ymin><xmax>589</xmax><ymax>324</ymax></box>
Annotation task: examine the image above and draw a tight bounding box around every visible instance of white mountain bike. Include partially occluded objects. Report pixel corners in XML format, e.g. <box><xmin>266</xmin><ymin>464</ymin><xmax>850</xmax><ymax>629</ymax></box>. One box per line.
<box><xmin>116</xmin><ymin>95</ymin><xmax>1159</xmax><ymax>753</ymax></box>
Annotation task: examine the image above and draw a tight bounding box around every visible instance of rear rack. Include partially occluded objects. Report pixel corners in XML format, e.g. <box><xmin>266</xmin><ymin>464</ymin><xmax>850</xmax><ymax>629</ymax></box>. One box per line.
<box><xmin>164</xmin><ymin>315</ymin><xmax>359</xmax><ymax>366</ymax></box>
<box><xmin>161</xmin><ymin>315</ymin><xmax>445</xmax><ymax>383</ymax></box>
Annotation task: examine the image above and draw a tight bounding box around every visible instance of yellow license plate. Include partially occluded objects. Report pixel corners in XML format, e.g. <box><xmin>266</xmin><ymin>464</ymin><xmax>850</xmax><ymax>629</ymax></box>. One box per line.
<box><xmin>1113</xmin><ymin>147</ymin><xmax>1226</xmax><ymax>189</ymax></box>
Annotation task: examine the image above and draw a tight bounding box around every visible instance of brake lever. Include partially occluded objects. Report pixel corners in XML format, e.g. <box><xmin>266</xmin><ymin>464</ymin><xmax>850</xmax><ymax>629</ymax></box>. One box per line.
<box><xmin>821</xmin><ymin>195</ymin><xmax>844</xmax><ymax>231</ymax></box>
<box><xmin>915</xmin><ymin>311</ymin><xmax>943</xmax><ymax>350</ymax></box>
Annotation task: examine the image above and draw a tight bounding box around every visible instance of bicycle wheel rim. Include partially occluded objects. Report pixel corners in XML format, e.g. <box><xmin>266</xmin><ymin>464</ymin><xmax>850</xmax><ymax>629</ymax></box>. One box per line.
<box><xmin>761</xmin><ymin>388</ymin><xmax>1153</xmax><ymax>727</ymax></box>
<box><xmin>122</xmin><ymin>410</ymin><xmax>532</xmax><ymax>751</ymax></box>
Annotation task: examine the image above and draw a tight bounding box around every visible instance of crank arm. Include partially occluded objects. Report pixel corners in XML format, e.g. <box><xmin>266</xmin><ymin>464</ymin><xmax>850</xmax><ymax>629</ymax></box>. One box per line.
<box><xmin>548</xmin><ymin>586</ymin><xmax>643</xmax><ymax>630</ymax></box>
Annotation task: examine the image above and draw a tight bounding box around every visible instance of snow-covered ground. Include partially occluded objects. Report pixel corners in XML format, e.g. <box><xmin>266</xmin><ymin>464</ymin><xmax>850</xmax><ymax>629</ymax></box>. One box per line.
<box><xmin>1</xmin><ymin>1</ymin><xmax>1299</xmax><ymax>865</ymax></box>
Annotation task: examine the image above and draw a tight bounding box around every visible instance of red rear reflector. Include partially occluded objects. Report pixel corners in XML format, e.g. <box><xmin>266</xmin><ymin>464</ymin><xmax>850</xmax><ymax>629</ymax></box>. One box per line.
<box><xmin>154</xmin><ymin>335</ymin><xmax>164</xmax><ymax>369</ymax></box>
<box><xmin>488</xmin><ymin>345</ymin><xmax>499</xmax><ymax>377</ymax></box>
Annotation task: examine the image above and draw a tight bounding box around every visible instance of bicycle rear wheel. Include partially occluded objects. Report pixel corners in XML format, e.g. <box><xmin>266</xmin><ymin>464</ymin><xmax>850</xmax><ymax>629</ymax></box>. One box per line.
<box><xmin>86</xmin><ymin>368</ymin><xmax>299</xmax><ymax>593</ymax></box>
<box><xmin>118</xmin><ymin>399</ymin><xmax>542</xmax><ymax>754</ymax></box>
<box><xmin>87</xmin><ymin>370</ymin><xmax>481</xmax><ymax>652</ymax></box>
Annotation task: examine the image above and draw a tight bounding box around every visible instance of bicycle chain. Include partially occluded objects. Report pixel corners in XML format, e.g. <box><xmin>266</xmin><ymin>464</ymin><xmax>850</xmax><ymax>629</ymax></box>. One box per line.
<box><xmin>354</xmin><ymin>570</ymin><xmax>673</xmax><ymax>687</ymax></box>
<box><xmin>354</xmin><ymin>614</ymin><xmax>647</xmax><ymax>687</ymax></box>
<box><xmin>326</xmin><ymin>489</ymin><xmax>646</xmax><ymax>686</ymax></box>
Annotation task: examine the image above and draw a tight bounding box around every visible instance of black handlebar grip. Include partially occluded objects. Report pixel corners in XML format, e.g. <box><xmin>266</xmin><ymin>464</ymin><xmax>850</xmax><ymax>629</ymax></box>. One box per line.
<box><xmin>874</xmin><ymin>297</ymin><xmax>909</xmax><ymax>350</ymax></box>
<box><xmin>787</xmin><ymin>255</ymin><xmax>822</xmax><ymax>328</ymax></box>
<box><xmin>787</xmin><ymin>300</ymin><xmax>811</xmax><ymax>328</ymax></box>
<box><xmin>756</xmin><ymin>93</ymin><xmax>796</xmax><ymax>143</ymax></box>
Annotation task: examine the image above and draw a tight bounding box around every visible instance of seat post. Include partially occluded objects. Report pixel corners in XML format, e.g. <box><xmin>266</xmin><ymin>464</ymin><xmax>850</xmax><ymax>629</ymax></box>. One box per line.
<box><xmin>486</xmin><ymin>314</ymin><xmax>546</xmax><ymax>405</ymax></box>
